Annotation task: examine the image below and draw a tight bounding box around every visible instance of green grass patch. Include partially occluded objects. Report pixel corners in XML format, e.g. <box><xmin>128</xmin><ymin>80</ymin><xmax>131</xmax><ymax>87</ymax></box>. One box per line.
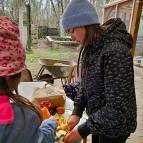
<box><xmin>26</xmin><ymin>47</ymin><xmax>78</xmax><ymax>63</ymax></box>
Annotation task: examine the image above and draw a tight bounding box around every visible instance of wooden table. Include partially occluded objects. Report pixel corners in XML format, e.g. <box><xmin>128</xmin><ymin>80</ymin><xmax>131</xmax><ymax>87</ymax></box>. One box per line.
<box><xmin>18</xmin><ymin>81</ymin><xmax>88</xmax><ymax>143</ymax></box>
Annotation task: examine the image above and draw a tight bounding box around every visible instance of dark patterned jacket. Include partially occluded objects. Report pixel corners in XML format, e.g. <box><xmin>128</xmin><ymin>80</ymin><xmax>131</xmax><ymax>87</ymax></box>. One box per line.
<box><xmin>72</xmin><ymin>18</ymin><xmax>137</xmax><ymax>138</ymax></box>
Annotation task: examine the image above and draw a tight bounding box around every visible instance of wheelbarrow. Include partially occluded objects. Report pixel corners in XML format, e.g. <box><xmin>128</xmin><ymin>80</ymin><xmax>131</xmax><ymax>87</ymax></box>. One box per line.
<box><xmin>35</xmin><ymin>59</ymin><xmax>76</xmax><ymax>84</ymax></box>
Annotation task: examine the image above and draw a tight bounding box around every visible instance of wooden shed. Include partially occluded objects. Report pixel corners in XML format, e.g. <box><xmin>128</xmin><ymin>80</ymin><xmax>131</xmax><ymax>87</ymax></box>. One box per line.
<box><xmin>102</xmin><ymin>0</ymin><xmax>143</xmax><ymax>56</ymax></box>
<box><xmin>103</xmin><ymin>0</ymin><xmax>133</xmax><ymax>30</ymax></box>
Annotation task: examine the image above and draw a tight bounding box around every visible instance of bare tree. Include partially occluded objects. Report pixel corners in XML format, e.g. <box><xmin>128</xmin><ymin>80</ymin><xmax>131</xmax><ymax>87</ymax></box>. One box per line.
<box><xmin>60</xmin><ymin>0</ymin><xmax>64</xmax><ymax>14</ymax></box>
<box><xmin>0</xmin><ymin>0</ymin><xmax>5</xmax><ymax>15</ymax></box>
<box><xmin>50</xmin><ymin>0</ymin><xmax>58</xmax><ymax>20</ymax></box>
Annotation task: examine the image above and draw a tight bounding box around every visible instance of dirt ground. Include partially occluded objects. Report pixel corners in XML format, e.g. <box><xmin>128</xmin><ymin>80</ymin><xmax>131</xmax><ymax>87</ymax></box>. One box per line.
<box><xmin>26</xmin><ymin>39</ymin><xmax>79</xmax><ymax>79</ymax></box>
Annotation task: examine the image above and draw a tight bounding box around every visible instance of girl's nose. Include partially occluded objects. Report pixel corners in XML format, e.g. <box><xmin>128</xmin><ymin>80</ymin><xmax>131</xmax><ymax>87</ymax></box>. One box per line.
<box><xmin>71</xmin><ymin>35</ymin><xmax>76</xmax><ymax>41</ymax></box>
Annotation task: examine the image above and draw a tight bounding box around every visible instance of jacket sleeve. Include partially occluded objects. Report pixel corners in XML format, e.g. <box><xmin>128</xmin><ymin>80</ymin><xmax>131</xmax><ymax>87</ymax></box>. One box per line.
<box><xmin>78</xmin><ymin>49</ymin><xmax>135</xmax><ymax>137</ymax></box>
<box><xmin>38</xmin><ymin>119</ymin><xmax>57</xmax><ymax>143</ymax></box>
<box><xmin>72</xmin><ymin>86</ymin><xmax>87</xmax><ymax>118</ymax></box>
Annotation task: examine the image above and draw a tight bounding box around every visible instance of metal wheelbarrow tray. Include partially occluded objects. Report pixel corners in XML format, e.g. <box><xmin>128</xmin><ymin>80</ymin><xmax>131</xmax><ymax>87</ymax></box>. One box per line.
<box><xmin>36</xmin><ymin>59</ymin><xmax>76</xmax><ymax>82</ymax></box>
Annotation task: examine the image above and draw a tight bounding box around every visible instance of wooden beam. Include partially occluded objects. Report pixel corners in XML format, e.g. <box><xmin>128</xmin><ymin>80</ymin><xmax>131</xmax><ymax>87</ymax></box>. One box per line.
<box><xmin>102</xmin><ymin>7</ymin><xmax>105</xmax><ymax>24</ymax></box>
<box><xmin>130</xmin><ymin>0</ymin><xmax>143</xmax><ymax>56</ymax></box>
<box><xmin>129</xmin><ymin>0</ymin><xmax>135</xmax><ymax>31</ymax></box>
<box><xmin>104</xmin><ymin>0</ymin><xmax>128</xmax><ymax>8</ymax></box>
<box><xmin>115</xmin><ymin>4</ymin><xmax>119</xmax><ymax>18</ymax></box>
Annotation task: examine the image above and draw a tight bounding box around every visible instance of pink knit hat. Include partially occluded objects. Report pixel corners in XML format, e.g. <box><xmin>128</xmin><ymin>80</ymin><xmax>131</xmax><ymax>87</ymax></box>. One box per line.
<box><xmin>0</xmin><ymin>16</ymin><xmax>26</xmax><ymax>76</ymax></box>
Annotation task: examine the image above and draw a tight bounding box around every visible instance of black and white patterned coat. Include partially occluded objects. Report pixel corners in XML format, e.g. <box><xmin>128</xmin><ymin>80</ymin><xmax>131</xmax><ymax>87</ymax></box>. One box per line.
<box><xmin>72</xmin><ymin>18</ymin><xmax>137</xmax><ymax>138</ymax></box>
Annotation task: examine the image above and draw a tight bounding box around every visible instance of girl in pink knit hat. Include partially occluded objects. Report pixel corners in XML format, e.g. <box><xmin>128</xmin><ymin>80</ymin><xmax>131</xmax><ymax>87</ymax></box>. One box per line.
<box><xmin>0</xmin><ymin>16</ymin><xmax>57</xmax><ymax>143</ymax></box>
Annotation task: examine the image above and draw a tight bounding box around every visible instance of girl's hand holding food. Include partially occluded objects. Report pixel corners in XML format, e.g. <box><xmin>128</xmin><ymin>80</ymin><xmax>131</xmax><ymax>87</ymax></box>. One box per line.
<box><xmin>64</xmin><ymin>127</ymin><xmax>82</xmax><ymax>143</ymax></box>
<box><xmin>67</xmin><ymin>115</ymin><xmax>80</xmax><ymax>131</ymax></box>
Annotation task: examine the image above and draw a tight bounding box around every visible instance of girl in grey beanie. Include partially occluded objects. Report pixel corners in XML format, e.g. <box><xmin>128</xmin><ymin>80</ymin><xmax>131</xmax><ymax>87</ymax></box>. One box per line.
<box><xmin>61</xmin><ymin>0</ymin><xmax>137</xmax><ymax>143</ymax></box>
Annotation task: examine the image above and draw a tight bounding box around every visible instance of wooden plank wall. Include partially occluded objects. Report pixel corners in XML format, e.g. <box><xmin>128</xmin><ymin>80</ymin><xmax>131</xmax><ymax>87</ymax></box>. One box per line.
<box><xmin>102</xmin><ymin>0</ymin><xmax>132</xmax><ymax>31</ymax></box>
<box><xmin>103</xmin><ymin>0</ymin><xmax>143</xmax><ymax>57</ymax></box>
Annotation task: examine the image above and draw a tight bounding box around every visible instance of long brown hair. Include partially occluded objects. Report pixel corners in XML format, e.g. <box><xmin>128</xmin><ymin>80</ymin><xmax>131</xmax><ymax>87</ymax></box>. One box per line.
<box><xmin>0</xmin><ymin>74</ymin><xmax>42</xmax><ymax>121</ymax></box>
<box><xmin>77</xmin><ymin>24</ymin><xmax>105</xmax><ymax>76</ymax></box>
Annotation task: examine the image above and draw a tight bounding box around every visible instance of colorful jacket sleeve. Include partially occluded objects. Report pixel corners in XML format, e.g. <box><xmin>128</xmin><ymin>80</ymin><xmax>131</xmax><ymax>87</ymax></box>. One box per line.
<box><xmin>0</xmin><ymin>105</ymin><xmax>57</xmax><ymax>143</ymax></box>
<box><xmin>72</xmin><ymin>86</ymin><xmax>87</xmax><ymax>118</ymax></box>
<box><xmin>38</xmin><ymin>119</ymin><xmax>57</xmax><ymax>143</ymax></box>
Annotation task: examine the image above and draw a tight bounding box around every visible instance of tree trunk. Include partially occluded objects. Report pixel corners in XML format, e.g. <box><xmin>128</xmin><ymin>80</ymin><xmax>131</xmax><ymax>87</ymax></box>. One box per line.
<box><xmin>61</xmin><ymin>0</ymin><xmax>64</xmax><ymax>14</ymax></box>
<box><xmin>49</xmin><ymin>0</ymin><xmax>58</xmax><ymax>19</ymax></box>
<box><xmin>1</xmin><ymin>0</ymin><xmax>5</xmax><ymax>15</ymax></box>
<box><xmin>26</xmin><ymin>3</ymin><xmax>31</xmax><ymax>50</ymax></box>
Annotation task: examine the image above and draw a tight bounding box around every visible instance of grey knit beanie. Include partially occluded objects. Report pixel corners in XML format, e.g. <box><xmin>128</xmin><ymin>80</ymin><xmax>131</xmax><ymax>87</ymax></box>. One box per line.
<box><xmin>61</xmin><ymin>0</ymin><xmax>100</xmax><ymax>31</ymax></box>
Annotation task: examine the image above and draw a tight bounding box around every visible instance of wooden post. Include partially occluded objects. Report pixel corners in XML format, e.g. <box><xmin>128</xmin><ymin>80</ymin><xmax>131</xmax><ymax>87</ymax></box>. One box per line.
<box><xmin>102</xmin><ymin>7</ymin><xmax>105</xmax><ymax>24</ymax></box>
<box><xmin>115</xmin><ymin>4</ymin><xmax>119</xmax><ymax>18</ymax></box>
<box><xmin>26</xmin><ymin>3</ymin><xmax>31</xmax><ymax>50</ymax></box>
<box><xmin>130</xmin><ymin>0</ymin><xmax>143</xmax><ymax>56</ymax></box>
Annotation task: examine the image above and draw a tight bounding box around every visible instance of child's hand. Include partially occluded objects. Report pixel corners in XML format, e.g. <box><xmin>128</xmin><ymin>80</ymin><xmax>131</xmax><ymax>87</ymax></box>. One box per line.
<box><xmin>67</xmin><ymin>115</ymin><xmax>80</xmax><ymax>131</ymax></box>
<box><xmin>64</xmin><ymin>127</ymin><xmax>82</xmax><ymax>143</ymax></box>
